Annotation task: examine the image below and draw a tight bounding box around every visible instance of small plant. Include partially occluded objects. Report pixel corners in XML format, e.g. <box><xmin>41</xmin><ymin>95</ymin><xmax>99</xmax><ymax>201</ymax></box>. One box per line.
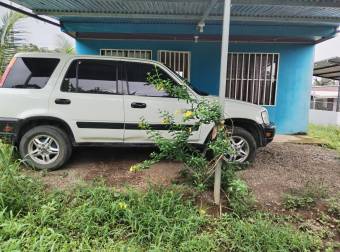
<box><xmin>131</xmin><ymin>67</ymin><xmax>233</xmax><ymax>191</ymax></box>
<box><xmin>283</xmin><ymin>194</ymin><xmax>315</xmax><ymax>210</ymax></box>
<box><xmin>326</xmin><ymin>195</ymin><xmax>340</xmax><ymax>218</ymax></box>
<box><xmin>283</xmin><ymin>181</ymin><xmax>328</xmax><ymax>210</ymax></box>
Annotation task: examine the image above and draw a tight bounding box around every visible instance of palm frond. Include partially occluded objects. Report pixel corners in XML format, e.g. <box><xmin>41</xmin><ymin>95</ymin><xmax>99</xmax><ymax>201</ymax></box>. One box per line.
<box><xmin>54</xmin><ymin>34</ymin><xmax>75</xmax><ymax>54</ymax></box>
<box><xmin>0</xmin><ymin>11</ymin><xmax>25</xmax><ymax>75</ymax></box>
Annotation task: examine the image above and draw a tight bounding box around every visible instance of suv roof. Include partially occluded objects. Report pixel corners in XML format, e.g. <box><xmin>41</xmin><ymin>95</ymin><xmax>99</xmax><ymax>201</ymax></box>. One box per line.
<box><xmin>14</xmin><ymin>52</ymin><xmax>161</xmax><ymax>65</ymax></box>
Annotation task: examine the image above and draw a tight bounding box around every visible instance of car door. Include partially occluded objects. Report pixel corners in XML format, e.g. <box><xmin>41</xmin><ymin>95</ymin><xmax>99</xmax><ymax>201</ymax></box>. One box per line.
<box><xmin>49</xmin><ymin>58</ymin><xmax>125</xmax><ymax>143</ymax></box>
<box><xmin>122</xmin><ymin>60</ymin><xmax>201</xmax><ymax>143</ymax></box>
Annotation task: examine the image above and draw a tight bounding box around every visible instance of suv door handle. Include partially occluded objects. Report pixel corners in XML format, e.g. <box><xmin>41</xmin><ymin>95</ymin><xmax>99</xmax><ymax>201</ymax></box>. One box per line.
<box><xmin>55</xmin><ymin>98</ymin><xmax>71</xmax><ymax>105</ymax></box>
<box><xmin>131</xmin><ymin>102</ymin><xmax>146</xmax><ymax>109</ymax></box>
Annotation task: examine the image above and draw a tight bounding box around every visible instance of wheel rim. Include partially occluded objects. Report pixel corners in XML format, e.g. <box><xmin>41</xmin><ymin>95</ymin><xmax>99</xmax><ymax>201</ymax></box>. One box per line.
<box><xmin>27</xmin><ymin>135</ymin><xmax>60</xmax><ymax>165</ymax></box>
<box><xmin>226</xmin><ymin>136</ymin><xmax>250</xmax><ymax>163</ymax></box>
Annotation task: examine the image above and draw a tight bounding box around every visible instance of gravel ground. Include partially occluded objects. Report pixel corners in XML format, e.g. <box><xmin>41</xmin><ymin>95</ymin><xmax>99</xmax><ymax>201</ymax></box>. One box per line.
<box><xmin>239</xmin><ymin>143</ymin><xmax>340</xmax><ymax>205</ymax></box>
<box><xmin>26</xmin><ymin>143</ymin><xmax>340</xmax><ymax>206</ymax></box>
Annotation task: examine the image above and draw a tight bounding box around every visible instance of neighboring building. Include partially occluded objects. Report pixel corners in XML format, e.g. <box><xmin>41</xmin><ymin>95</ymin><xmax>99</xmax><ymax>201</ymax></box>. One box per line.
<box><xmin>5</xmin><ymin>0</ymin><xmax>340</xmax><ymax>134</ymax></box>
<box><xmin>311</xmin><ymin>58</ymin><xmax>340</xmax><ymax>126</ymax></box>
<box><xmin>311</xmin><ymin>85</ymin><xmax>339</xmax><ymax>112</ymax></box>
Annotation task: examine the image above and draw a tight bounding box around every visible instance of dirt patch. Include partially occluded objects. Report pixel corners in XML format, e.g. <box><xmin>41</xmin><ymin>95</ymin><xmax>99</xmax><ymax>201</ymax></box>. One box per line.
<box><xmin>24</xmin><ymin>147</ymin><xmax>182</xmax><ymax>190</ymax></box>
<box><xmin>25</xmin><ymin>143</ymin><xmax>339</xmax><ymax>208</ymax></box>
<box><xmin>238</xmin><ymin>143</ymin><xmax>340</xmax><ymax>206</ymax></box>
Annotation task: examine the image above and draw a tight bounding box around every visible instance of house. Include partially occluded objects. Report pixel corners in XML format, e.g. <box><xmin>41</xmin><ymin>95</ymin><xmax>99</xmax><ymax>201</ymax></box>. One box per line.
<box><xmin>311</xmin><ymin>57</ymin><xmax>340</xmax><ymax>126</ymax></box>
<box><xmin>4</xmin><ymin>0</ymin><xmax>340</xmax><ymax>134</ymax></box>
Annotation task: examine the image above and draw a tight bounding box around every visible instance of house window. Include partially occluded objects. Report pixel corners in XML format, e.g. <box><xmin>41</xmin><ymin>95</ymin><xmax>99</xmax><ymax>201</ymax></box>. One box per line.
<box><xmin>158</xmin><ymin>50</ymin><xmax>191</xmax><ymax>81</ymax></box>
<box><xmin>100</xmin><ymin>49</ymin><xmax>152</xmax><ymax>60</ymax></box>
<box><xmin>226</xmin><ymin>53</ymin><xmax>279</xmax><ymax>106</ymax></box>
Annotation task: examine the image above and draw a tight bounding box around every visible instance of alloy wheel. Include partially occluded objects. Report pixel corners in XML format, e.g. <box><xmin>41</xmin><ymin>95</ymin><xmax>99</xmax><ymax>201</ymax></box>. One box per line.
<box><xmin>27</xmin><ymin>135</ymin><xmax>60</xmax><ymax>165</ymax></box>
<box><xmin>225</xmin><ymin>136</ymin><xmax>250</xmax><ymax>163</ymax></box>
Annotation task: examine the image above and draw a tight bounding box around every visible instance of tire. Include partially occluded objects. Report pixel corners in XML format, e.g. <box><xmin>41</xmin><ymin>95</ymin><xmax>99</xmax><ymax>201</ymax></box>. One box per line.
<box><xmin>229</xmin><ymin>127</ymin><xmax>257</xmax><ymax>163</ymax></box>
<box><xmin>19</xmin><ymin>125</ymin><xmax>72</xmax><ymax>171</ymax></box>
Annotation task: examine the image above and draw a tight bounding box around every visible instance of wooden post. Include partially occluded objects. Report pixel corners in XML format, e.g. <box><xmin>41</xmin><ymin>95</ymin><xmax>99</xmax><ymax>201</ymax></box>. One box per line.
<box><xmin>214</xmin><ymin>0</ymin><xmax>231</xmax><ymax>205</ymax></box>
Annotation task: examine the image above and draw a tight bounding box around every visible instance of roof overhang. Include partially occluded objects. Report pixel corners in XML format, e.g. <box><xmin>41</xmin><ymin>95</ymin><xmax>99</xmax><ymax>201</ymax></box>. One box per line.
<box><xmin>6</xmin><ymin>0</ymin><xmax>340</xmax><ymax>42</ymax></box>
<box><xmin>314</xmin><ymin>57</ymin><xmax>340</xmax><ymax>80</ymax></box>
<box><xmin>8</xmin><ymin>0</ymin><xmax>340</xmax><ymax>25</ymax></box>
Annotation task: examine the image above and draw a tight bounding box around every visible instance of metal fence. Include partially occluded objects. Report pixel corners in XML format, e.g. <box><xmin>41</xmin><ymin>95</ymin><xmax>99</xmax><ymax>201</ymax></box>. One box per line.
<box><xmin>310</xmin><ymin>99</ymin><xmax>338</xmax><ymax>111</ymax></box>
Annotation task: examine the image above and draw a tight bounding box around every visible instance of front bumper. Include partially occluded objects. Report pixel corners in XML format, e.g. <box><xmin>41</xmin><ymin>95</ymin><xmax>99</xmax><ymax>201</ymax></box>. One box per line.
<box><xmin>0</xmin><ymin>118</ymin><xmax>20</xmax><ymax>143</ymax></box>
<box><xmin>260</xmin><ymin>122</ymin><xmax>276</xmax><ymax>146</ymax></box>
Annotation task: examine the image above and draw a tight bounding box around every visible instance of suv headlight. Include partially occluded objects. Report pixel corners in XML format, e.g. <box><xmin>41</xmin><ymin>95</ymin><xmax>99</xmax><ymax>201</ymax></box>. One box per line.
<box><xmin>261</xmin><ymin>110</ymin><xmax>270</xmax><ymax>125</ymax></box>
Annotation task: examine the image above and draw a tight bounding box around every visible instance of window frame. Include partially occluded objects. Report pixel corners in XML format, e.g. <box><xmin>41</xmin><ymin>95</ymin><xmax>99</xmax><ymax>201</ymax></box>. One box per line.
<box><xmin>60</xmin><ymin>59</ymin><xmax>123</xmax><ymax>95</ymax></box>
<box><xmin>226</xmin><ymin>52</ymin><xmax>280</xmax><ymax>107</ymax></box>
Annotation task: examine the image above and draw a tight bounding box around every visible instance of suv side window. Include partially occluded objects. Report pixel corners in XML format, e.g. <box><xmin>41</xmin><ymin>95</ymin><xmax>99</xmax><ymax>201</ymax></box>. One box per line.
<box><xmin>61</xmin><ymin>59</ymin><xmax>120</xmax><ymax>95</ymax></box>
<box><xmin>2</xmin><ymin>57</ymin><xmax>59</xmax><ymax>89</ymax></box>
<box><xmin>124</xmin><ymin>62</ymin><xmax>175</xmax><ymax>97</ymax></box>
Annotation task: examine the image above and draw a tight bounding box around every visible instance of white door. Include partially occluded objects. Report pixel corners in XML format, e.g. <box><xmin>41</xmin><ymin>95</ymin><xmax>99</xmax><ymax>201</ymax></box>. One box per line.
<box><xmin>49</xmin><ymin>59</ymin><xmax>125</xmax><ymax>143</ymax></box>
<box><xmin>122</xmin><ymin>61</ymin><xmax>200</xmax><ymax>143</ymax></box>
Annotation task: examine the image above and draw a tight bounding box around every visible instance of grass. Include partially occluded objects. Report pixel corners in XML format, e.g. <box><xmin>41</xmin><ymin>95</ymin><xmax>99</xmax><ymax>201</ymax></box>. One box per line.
<box><xmin>309</xmin><ymin>124</ymin><xmax>340</xmax><ymax>153</ymax></box>
<box><xmin>282</xmin><ymin>181</ymin><xmax>329</xmax><ymax>210</ymax></box>
<box><xmin>0</xmin><ymin>141</ymin><xmax>324</xmax><ymax>251</ymax></box>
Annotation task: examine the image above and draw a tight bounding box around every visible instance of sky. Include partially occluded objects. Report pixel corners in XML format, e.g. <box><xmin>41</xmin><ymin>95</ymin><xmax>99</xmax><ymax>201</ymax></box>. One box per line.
<box><xmin>0</xmin><ymin>5</ymin><xmax>339</xmax><ymax>61</ymax></box>
<box><xmin>0</xmin><ymin>6</ymin><xmax>74</xmax><ymax>50</ymax></box>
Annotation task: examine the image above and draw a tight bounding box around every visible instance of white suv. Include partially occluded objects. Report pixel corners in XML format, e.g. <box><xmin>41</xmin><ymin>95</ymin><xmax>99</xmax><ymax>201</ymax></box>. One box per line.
<box><xmin>0</xmin><ymin>53</ymin><xmax>275</xmax><ymax>170</ymax></box>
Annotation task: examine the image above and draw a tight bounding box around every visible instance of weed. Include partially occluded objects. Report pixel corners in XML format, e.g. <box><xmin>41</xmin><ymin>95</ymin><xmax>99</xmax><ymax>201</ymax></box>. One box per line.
<box><xmin>0</xmin><ymin>141</ymin><xmax>46</xmax><ymax>215</ymax></box>
<box><xmin>215</xmin><ymin>213</ymin><xmax>322</xmax><ymax>251</ymax></box>
<box><xmin>221</xmin><ymin>164</ymin><xmax>256</xmax><ymax>216</ymax></box>
<box><xmin>0</xmin><ymin>141</ymin><xmax>325</xmax><ymax>251</ymax></box>
<box><xmin>326</xmin><ymin>195</ymin><xmax>340</xmax><ymax>219</ymax></box>
<box><xmin>283</xmin><ymin>181</ymin><xmax>328</xmax><ymax>210</ymax></box>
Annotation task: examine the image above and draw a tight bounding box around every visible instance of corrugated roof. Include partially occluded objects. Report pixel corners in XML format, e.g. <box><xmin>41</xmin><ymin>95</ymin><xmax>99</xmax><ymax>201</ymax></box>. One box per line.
<box><xmin>9</xmin><ymin>0</ymin><xmax>340</xmax><ymax>25</ymax></box>
<box><xmin>314</xmin><ymin>57</ymin><xmax>340</xmax><ymax>80</ymax></box>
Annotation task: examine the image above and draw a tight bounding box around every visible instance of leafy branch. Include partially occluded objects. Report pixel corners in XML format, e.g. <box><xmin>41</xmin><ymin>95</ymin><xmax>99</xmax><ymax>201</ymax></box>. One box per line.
<box><xmin>130</xmin><ymin>67</ymin><xmax>234</xmax><ymax>190</ymax></box>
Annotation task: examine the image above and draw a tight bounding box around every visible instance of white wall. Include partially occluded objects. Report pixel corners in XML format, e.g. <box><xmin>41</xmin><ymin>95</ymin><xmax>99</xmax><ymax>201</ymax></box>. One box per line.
<box><xmin>309</xmin><ymin>109</ymin><xmax>340</xmax><ymax>126</ymax></box>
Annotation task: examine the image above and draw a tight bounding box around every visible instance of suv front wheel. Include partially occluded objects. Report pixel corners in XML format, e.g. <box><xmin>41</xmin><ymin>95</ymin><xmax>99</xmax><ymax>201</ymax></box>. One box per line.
<box><xmin>227</xmin><ymin>127</ymin><xmax>257</xmax><ymax>163</ymax></box>
<box><xmin>19</xmin><ymin>125</ymin><xmax>72</xmax><ymax>171</ymax></box>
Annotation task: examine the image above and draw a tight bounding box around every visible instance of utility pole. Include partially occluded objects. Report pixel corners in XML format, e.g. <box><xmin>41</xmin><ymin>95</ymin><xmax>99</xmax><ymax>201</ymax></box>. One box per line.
<box><xmin>214</xmin><ymin>0</ymin><xmax>231</xmax><ymax>205</ymax></box>
<box><xmin>337</xmin><ymin>80</ymin><xmax>340</xmax><ymax>112</ymax></box>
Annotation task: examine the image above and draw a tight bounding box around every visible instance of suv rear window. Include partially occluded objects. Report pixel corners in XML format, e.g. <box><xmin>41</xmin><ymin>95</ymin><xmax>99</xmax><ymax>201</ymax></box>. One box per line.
<box><xmin>2</xmin><ymin>57</ymin><xmax>59</xmax><ymax>89</ymax></box>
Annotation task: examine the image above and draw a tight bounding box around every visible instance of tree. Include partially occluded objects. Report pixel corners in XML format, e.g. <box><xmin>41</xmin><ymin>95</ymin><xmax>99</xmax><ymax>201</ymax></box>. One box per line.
<box><xmin>313</xmin><ymin>77</ymin><xmax>336</xmax><ymax>86</ymax></box>
<box><xmin>54</xmin><ymin>34</ymin><xmax>75</xmax><ymax>54</ymax></box>
<box><xmin>0</xmin><ymin>11</ymin><xmax>25</xmax><ymax>75</ymax></box>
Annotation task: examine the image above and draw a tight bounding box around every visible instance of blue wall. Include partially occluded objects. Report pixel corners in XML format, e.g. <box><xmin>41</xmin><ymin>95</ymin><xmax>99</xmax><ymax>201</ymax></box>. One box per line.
<box><xmin>76</xmin><ymin>39</ymin><xmax>314</xmax><ymax>134</ymax></box>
